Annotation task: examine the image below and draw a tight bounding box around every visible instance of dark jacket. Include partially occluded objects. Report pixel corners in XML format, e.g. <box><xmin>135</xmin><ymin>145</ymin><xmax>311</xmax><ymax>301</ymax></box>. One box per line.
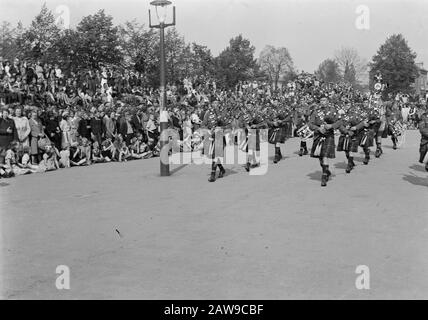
<box><xmin>0</xmin><ymin>117</ymin><xmax>18</xmax><ymax>148</ymax></box>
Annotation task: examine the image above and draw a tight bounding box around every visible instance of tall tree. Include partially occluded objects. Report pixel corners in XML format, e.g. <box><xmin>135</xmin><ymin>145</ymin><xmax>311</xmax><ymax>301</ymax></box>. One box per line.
<box><xmin>190</xmin><ymin>43</ymin><xmax>215</xmax><ymax>78</ymax></box>
<box><xmin>119</xmin><ymin>20</ymin><xmax>157</xmax><ymax>72</ymax></box>
<box><xmin>0</xmin><ymin>21</ymin><xmax>19</xmax><ymax>61</ymax></box>
<box><xmin>17</xmin><ymin>3</ymin><xmax>61</xmax><ymax>62</ymax></box>
<box><xmin>343</xmin><ymin>61</ymin><xmax>356</xmax><ymax>85</ymax></box>
<box><xmin>75</xmin><ymin>10</ymin><xmax>122</xmax><ymax>69</ymax></box>
<box><xmin>215</xmin><ymin>34</ymin><xmax>257</xmax><ymax>88</ymax></box>
<box><xmin>334</xmin><ymin>46</ymin><xmax>367</xmax><ymax>85</ymax></box>
<box><xmin>315</xmin><ymin>59</ymin><xmax>341</xmax><ymax>83</ymax></box>
<box><xmin>258</xmin><ymin>45</ymin><xmax>294</xmax><ymax>91</ymax></box>
<box><xmin>369</xmin><ymin>34</ymin><xmax>419</xmax><ymax>94</ymax></box>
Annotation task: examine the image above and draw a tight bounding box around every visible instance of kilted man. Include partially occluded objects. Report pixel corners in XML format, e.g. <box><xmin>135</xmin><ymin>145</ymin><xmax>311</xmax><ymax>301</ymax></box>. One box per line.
<box><xmin>309</xmin><ymin>99</ymin><xmax>343</xmax><ymax>187</ymax></box>
<box><xmin>208</xmin><ymin>118</ymin><xmax>226</xmax><ymax>182</ymax></box>
<box><xmin>244</xmin><ymin>115</ymin><xmax>266</xmax><ymax>172</ymax></box>
<box><xmin>418</xmin><ymin>111</ymin><xmax>428</xmax><ymax>171</ymax></box>
<box><xmin>387</xmin><ymin>102</ymin><xmax>403</xmax><ymax>150</ymax></box>
<box><xmin>337</xmin><ymin>107</ymin><xmax>366</xmax><ymax>173</ymax></box>
<box><xmin>267</xmin><ymin>112</ymin><xmax>291</xmax><ymax>164</ymax></box>
<box><xmin>295</xmin><ymin>104</ymin><xmax>310</xmax><ymax>156</ymax></box>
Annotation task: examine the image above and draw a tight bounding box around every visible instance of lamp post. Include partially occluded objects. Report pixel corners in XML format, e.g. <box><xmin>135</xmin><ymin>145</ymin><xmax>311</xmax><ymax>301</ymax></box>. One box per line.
<box><xmin>149</xmin><ymin>0</ymin><xmax>176</xmax><ymax>176</ymax></box>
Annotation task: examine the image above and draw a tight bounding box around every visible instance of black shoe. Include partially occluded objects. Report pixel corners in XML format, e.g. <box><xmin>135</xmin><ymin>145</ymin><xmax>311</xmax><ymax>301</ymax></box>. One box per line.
<box><xmin>303</xmin><ymin>149</ymin><xmax>308</xmax><ymax>155</ymax></box>
<box><xmin>245</xmin><ymin>162</ymin><xmax>250</xmax><ymax>172</ymax></box>
<box><xmin>208</xmin><ymin>172</ymin><xmax>216</xmax><ymax>182</ymax></box>
<box><xmin>363</xmin><ymin>154</ymin><xmax>370</xmax><ymax>165</ymax></box>
<box><xmin>324</xmin><ymin>166</ymin><xmax>331</xmax><ymax>181</ymax></box>
<box><xmin>346</xmin><ymin>163</ymin><xmax>353</xmax><ymax>173</ymax></box>
<box><xmin>218</xmin><ymin>168</ymin><xmax>226</xmax><ymax>178</ymax></box>
<box><xmin>321</xmin><ymin>174</ymin><xmax>327</xmax><ymax>187</ymax></box>
<box><xmin>393</xmin><ymin>144</ymin><xmax>397</xmax><ymax>150</ymax></box>
<box><xmin>298</xmin><ymin>148</ymin><xmax>304</xmax><ymax>157</ymax></box>
<box><xmin>375</xmin><ymin>147</ymin><xmax>382</xmax><ymax>158</ymax></box>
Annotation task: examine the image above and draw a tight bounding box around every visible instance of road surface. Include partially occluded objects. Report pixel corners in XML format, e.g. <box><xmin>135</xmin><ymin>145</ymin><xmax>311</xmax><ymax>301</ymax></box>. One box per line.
<box><xmin>1</xmin><ymin>130</ymin><xmax>427</xmax><ymax>299</ymax></box>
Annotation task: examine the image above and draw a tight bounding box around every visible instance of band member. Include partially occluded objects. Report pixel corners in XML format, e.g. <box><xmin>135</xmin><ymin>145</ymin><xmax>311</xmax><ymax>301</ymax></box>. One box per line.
<box><xmin>337</xmin><ymin>107</ymin><xmax>366</xmax><ymax>173</ymax></box>
<box><xmin>267</xmin><ymin>112</ymin><xmax>291</xmax><ymax>163</ymax></box>
<box><xmin>309</xmin><ymin>98</ymin><xmax>342</xmax><ymax>187</ymax></box>
<box><xmin>387</xmin><ymin>101</ymin><xmax>403</xmax><ymax>150</ymax></box>
<box><xmin>370</xmin><ymin>99</ymin><xmax>387</xmax><ymax>158</ymax></box>
<box><xmin>418</xmin><ymin>110</ymin><xmax>428</xmax><ymax>171</ymax></box>
<box><xmin>208</xmin><ymin>118</ymin><xmax>226</xmax><ymax>182</ymax></box>
<box><xmin>295</xmin><ymin>104</ymin><xmax>310</xmax><ymax>156</ymax></box>
<box><xmin>244</xmin><ymin>114</ymin><xmax>266</xmax><ymax>171</ymax></box>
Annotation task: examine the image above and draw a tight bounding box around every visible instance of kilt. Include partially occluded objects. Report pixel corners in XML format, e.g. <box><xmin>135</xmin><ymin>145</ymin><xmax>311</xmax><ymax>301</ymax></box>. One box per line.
<box><xmin>246</xmin><ymin>129</ymin><xmax>261</xmax><ymax>151</ymax></box>
<box><xmin>208</xmin><ymin>133</ymin><xmax>226</xmax><ymax>159</ymax></box>
<box><xmin>337</xmin><ymin>135</ymin><xmax>351</xmax><ymax>152</ymax></box>
<box><xmin>358</xmin><ymin>129</ymin><xmax>374</xmax><ymax>148</ymax></box>
<box><xmin>268</xmin><ymin>126</ymin><xmax>288</xmax><ymax>144</ymax></box>
<box><xmin>311</xmin><ymin>132</ymin><xmax>335</xmax><ymax>159</ymax></box>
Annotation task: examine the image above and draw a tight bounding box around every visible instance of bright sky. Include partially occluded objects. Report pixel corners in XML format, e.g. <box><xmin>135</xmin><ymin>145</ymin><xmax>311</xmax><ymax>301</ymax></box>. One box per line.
<box><xmin>1</xmin><ymin>0</ymin><xmax>427</xmax><ymax>72</ymax></box>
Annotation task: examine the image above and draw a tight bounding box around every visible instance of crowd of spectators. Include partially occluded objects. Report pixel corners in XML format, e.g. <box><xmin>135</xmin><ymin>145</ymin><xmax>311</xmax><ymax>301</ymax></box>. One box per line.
<box><xmin>1</xmin><ymin>57</ymin><xmax>427</xmax><ymax>178</ymax></box>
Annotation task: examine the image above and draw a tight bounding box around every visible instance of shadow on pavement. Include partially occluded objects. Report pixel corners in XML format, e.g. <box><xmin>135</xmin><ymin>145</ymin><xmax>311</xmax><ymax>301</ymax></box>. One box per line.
<box><xmin>409</xmin><ymin>164</ymin><xmax>427</xmax><ymax>173</ymax></box>
<box><xmin>334</xmin><ymin>162</ymin><xmax>348</xmax><ymax>170</ymax></box>
<box><xmin>170</xmin><ymin>164</ymin><xmax>188</xmax><ymax>175</ymax></box>
<box><xmin>402</xmin><ymin>173</ymin><xmax>428</xmax><ymax>187</ymax></box>
<box><xmin>307</xmin><ymin>170</ymin><xmax>322</xmax><ymax>181</ymax></box>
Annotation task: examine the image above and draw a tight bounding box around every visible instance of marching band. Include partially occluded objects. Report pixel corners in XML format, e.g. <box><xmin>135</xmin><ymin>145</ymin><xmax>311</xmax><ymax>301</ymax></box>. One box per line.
<box><xmin>173</xmin><ymin>73</ymin><xmax>420</xmax><ymax>186</ymax></box>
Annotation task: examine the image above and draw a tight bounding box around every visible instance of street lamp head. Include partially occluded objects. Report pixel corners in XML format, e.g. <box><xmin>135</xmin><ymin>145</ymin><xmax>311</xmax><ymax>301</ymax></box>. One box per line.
<box><xmin>150</xmin><ymin>0</ymin><xmax>172</xmax><ymax>24</ymax></box>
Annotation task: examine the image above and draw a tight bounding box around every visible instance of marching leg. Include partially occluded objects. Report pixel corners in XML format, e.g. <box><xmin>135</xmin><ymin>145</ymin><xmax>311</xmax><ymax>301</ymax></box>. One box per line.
<box><xmin>375</xmin><ymin>138</ymin><xmax>383</xmax><ymax>158</ymax></box>
<box><xmin>345</xmin><ymin>151</ymin><xmax>354</xmax><ymax>173</ymax></box>
<box><xmin>208</xmin><ymin>161</ymin><xmax>217</xmax><ymax>182</ymax></box>
<box><xmin>363</xmin><ymin>147</ymin><xmax>370</xmax><ymax>165</ymax></box>
<box><xmin>302</xmin><ymin>141</ymin><xmax>308</xmax><ymax>155</ymax></box>
<box><xmin>273</xmin><ymin>143</ymin><xmax>281</xmax><ymax>163</ymax></box>
<box><xmin>392</xmin><ymin>135</ymin><xmax>398</xmax><ymax>150</ymax></box>
<box><xmin>320</xmin><ymin>157</ymin><xmax>328</xmax><ymax>187</ymax></box>
<box><xmin>299</xmin><ymin>140</ymin><xmax>308</xmax><ymax>156</ymax></box>
<box><xmin>217</xmin><ymin>163</ymin><xmax>226</xmax><ymax>178</ymax></box>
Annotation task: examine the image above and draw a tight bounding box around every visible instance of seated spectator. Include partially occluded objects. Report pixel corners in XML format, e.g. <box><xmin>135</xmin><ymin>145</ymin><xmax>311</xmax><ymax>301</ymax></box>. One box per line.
<box><xmin>38</xmin><ymin>143</ymin><xmax>59</xmax><ymax>172</ymax></box>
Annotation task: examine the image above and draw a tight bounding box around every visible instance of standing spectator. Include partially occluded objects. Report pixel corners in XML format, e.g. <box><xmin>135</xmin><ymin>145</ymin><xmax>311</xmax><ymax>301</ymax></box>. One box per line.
<box><xmin>44</xmin><ymin>111</ymin><xmax>61</xmax><ymax>150</ymax></box>
<box><xmin>0</xmin><ymin>108</ymin><xmax>18</xmax><ymax>164</ymax></box>
<box><xmin>28</xmin><ymin>109</ymin><xmax>44</xmax><ymax>164</ymax></box>
<box><xmin>119</xmin><ymin>111</ymin><xmax>134</xmax><ymax>145</ymax></box>
<box><xmin>59</xmin><ymin>112</ymin><xmax>72</xmax><ymax>149</ymax></box>
<box><xmin>90</xmin><ymin>111</ymin><xmax>103</xmax><ymax>146</ymax></box>
<box><xmin>103</xmin><ymin>111</ymin><xmax>117</xmax><ymax>140</ymax></box>
<box><xmin>77</xmin><ymin>112</ymin><xmax>92</xmax><ymax>141</ymax></box>
<box><xmin>13</xmin><ymin>106</ymin><xmax>31</xmax><ymax>147</ymax></box>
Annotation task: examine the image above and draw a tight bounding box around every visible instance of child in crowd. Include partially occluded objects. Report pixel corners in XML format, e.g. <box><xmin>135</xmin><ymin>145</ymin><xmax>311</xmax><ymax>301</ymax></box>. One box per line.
<box><xmin>101</xmin><ymin>138</ymin><xmax>115</xmax><ymax>162</ymax></box>
<box><xmin>4</xmin><ymin>142</ymin><xmax>32</xmax><ymax>176</ymax></box>
<box><xmin>129</xmin><ymin>137</ymin><xmax>144</xmax><ymax>159</ymax></box>
<box><xmin>118</xmin><ymin>139</ymin><xmax>131</xmax><ymax>162</ymax></box>
<box><xmin>70</xmin><ymin>138</ymin><xmax>90</xmax><ymax>166</ymax></box>
<box><xmin>91</xmin><ymin>141</ymin><xmax>107</xmax><ymax>163</ymax></box>
<box><xmin>38</xmin><ymin>143</ymin><xmax>59</xmax><ymax>172</ymax></box>
<box><xmin>59</xmin><ymin>143</ymin><xmax>71</xmax><ymax>168</ymax></box>
<box><xmin>19</xmin><ymin>145</ymin><xmax>39</xmax><ymax>173</ymax></box>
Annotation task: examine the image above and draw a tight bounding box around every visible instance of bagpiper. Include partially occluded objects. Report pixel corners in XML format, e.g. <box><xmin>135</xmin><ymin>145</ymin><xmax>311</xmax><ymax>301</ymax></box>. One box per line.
<box><xmin>418</xmin><ymin>110</ymin><xmax>428</xmax><ymax>171</ymax></box>
<box><xmin>308</xmin><ymin>97</ymin><xmax>343</xmax><ymax>187</ymax></box>
<box><xmin>267</xmin><ymin>111</ymin><xmax>292</xmax><ymax>163</ymax></box>
<box><xmin>207</xmin><ymin>117</ymin><xmax>227</xmax><ymax>182</ymax></box>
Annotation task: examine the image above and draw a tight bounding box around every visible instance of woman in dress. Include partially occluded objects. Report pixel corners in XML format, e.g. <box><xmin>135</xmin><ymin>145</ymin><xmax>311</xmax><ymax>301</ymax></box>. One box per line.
<box><xmin>59</xmin><ymin>112</ymin><xmax>72</xmax><ymax>149</ymax></box>
<box><xmin>13</xmin><ymin>106</ymin><xmax>31</xmax><ymax>147</ymax></box>
<box><xmin>28</xmin><ymin>110</ymin><xmax>44</xmax><ymax>164</ymax></box>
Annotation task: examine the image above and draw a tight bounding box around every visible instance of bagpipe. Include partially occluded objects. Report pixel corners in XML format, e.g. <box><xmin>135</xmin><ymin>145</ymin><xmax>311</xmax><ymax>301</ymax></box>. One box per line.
<box><xmin>390</xmin><ymin>120</ymin><xmax>405</xmax><ymax>137</ymax></box>
<box><xmin>389</xmin><ymin>120</ymin><xmax>406</xmax><ymax>147</ymax></box>
<box><xmin>296</xmin><ymin>124</ymin><xmax>314</xmax><ymax>141</ymax></box>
